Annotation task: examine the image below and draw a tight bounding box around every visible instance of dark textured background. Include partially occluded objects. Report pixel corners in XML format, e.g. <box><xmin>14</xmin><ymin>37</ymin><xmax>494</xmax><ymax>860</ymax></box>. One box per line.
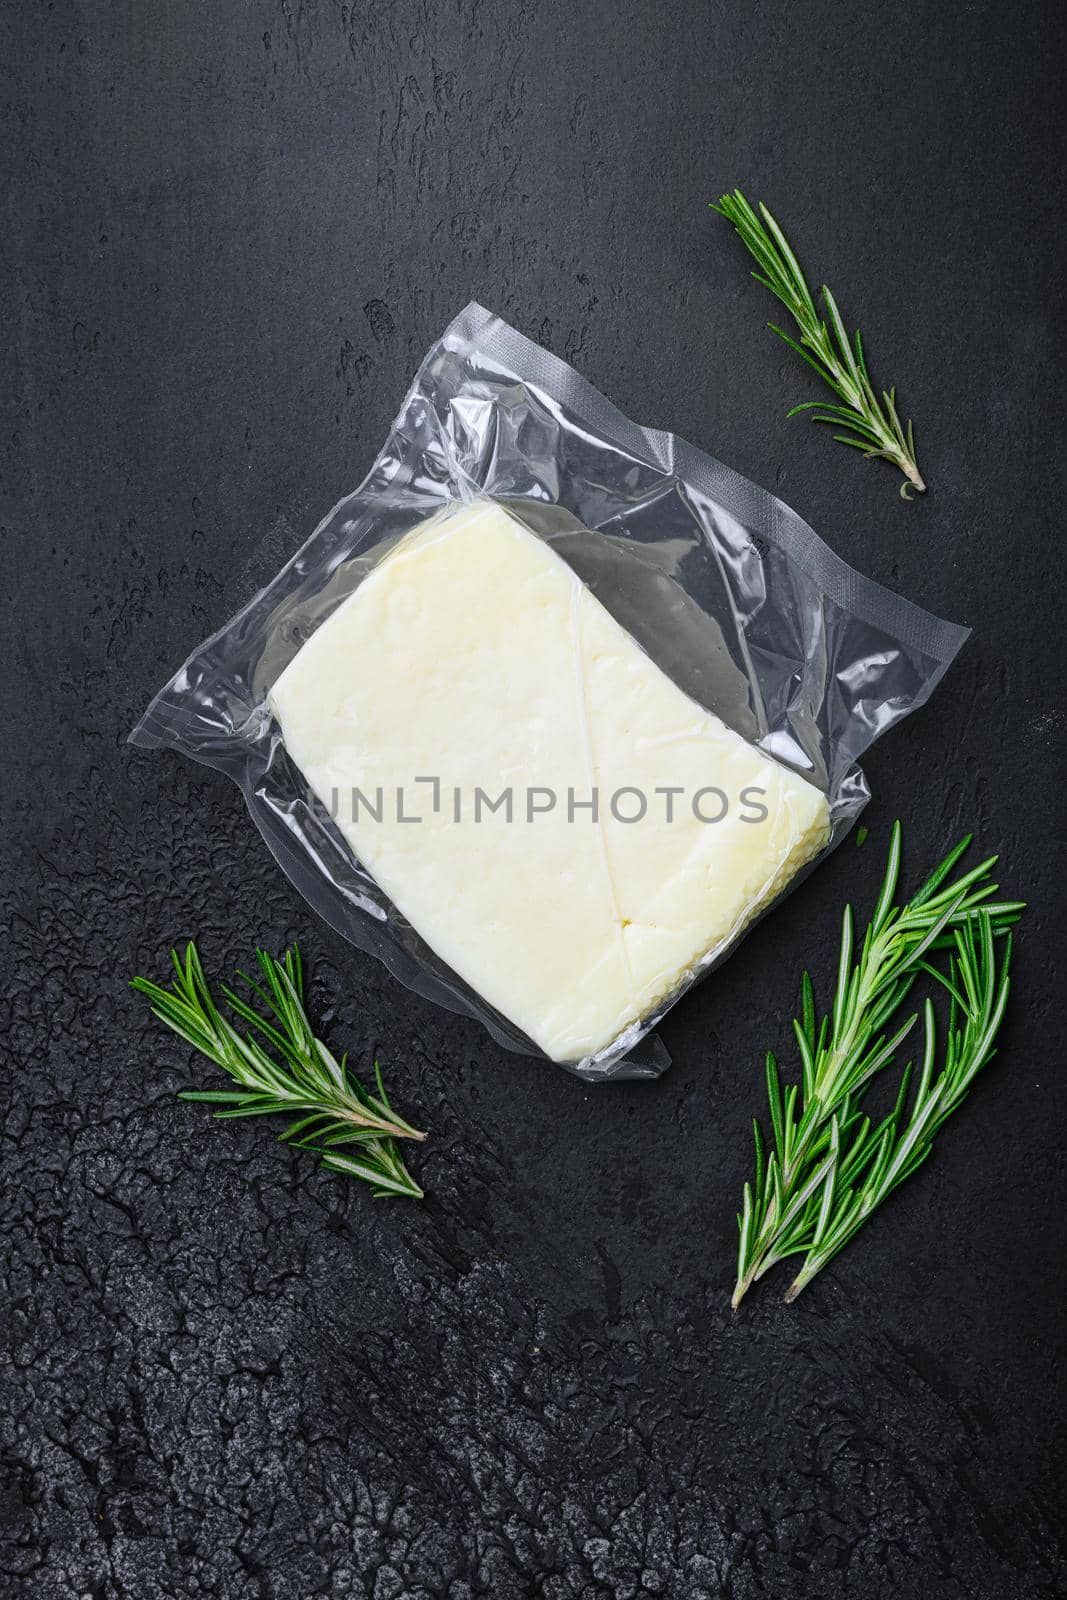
<box><xmin>2</xmin><ymin>3</ymin><xmax>1064</xmax><ymax>1596</ymax></box>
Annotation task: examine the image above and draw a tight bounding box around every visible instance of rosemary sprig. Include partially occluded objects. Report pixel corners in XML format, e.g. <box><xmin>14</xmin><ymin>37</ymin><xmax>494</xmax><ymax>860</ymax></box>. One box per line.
<box><xmin>782</xmin><ymin>915</ymin><xmax>1011</xmax><ymax>1301</ymax></box>
<box><xmin>711</xmin><ymin>189</ymin><xmax>926</xmax><ymax>498</ymax></box>
<box><xmin>132</xmin><ymin>943</ymin><xmax>425</xmax><ymax>1199</ymax></box>
<box><xmin>733</xmin><ymin>824</ymin><xmax>1023</xmax><ymax>1306</ymax></box>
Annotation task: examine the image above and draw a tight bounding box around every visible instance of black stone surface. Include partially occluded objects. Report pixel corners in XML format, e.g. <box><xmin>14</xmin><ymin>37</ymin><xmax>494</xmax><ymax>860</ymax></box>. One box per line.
<box><xmin>3</xmin><ymin>4</ymin><xmax>1064</xmax><ymax>1597</ymax></box>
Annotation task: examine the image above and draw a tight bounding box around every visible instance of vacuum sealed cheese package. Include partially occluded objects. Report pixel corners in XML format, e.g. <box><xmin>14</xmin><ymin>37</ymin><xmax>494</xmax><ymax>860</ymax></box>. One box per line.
<box><xmin>132</xmin><ymin>303</ymin><xmax>968</xmax><ymax>1079</ymax></box>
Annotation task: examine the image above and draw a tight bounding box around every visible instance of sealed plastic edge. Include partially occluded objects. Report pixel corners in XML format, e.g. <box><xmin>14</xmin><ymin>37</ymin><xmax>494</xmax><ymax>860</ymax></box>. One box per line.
<box><xmin>445</xmin><ymin>301</ymin><xmax>970</xmax><ymax>667</ymax></box>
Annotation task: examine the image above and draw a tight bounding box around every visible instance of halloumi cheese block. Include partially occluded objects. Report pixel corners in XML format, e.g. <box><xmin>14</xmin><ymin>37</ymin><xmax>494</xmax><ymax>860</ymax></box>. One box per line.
<box><xmin>269</xmin><ymin>500</ymin><xmax>830</xmax><ymax>1062</ymax></box>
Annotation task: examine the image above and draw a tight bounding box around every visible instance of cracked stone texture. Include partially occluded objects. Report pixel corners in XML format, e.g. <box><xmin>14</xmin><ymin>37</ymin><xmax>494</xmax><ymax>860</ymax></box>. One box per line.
<box><xmin>2</xmin><ymin>2</ymin><xmax>1064</xmax><ymax>1597</ymax></box>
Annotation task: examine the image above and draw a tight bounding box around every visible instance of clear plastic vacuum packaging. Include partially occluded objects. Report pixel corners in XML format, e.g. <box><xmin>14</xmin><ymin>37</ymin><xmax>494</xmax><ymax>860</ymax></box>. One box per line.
<box><xmin>132</xmin><ymin>303</ymin><xmax>968</xmax><ymax>1079</ymax></box>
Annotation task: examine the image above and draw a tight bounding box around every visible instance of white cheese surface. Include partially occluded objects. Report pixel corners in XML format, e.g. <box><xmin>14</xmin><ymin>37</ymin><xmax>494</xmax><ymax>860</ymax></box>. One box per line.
<box><xmin>269</xmin><ymin>501</ymin><xmax>830</xmax><ymax>1062</ymax></box>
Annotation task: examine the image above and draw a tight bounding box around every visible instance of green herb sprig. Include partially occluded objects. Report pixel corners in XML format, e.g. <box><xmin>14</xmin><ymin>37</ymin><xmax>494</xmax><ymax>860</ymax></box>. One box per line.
<box><xmin>132</xmin><ymin>944</ymin><xmax>425</xmax><ymax>1199</ymax></box>
<box><xmin>734</xmin><ymin>825</ymin><xmax>1023</xmax><ymax>1305</ymax></box>
<box><xmin>711</xmin><ymin>189</ymin><xmax>925</xmax><ymax>498</ymax></box>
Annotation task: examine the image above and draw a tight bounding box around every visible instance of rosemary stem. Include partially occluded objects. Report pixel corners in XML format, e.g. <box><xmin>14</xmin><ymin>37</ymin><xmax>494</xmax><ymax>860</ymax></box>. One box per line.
<box><xmin>332</xmin><ymin>1100</ymin><xmax>425</xmax><ymax>1141</ymax></box>
<box><xmin>782</xmin><ymin>1269</ymin><xmax>815</xmax><ymax>1304</ymax></box>
<box><xmin>731</xmin><ymin>1272</ymin><xmax>757</xmax><ymax>1311</ymax></box>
